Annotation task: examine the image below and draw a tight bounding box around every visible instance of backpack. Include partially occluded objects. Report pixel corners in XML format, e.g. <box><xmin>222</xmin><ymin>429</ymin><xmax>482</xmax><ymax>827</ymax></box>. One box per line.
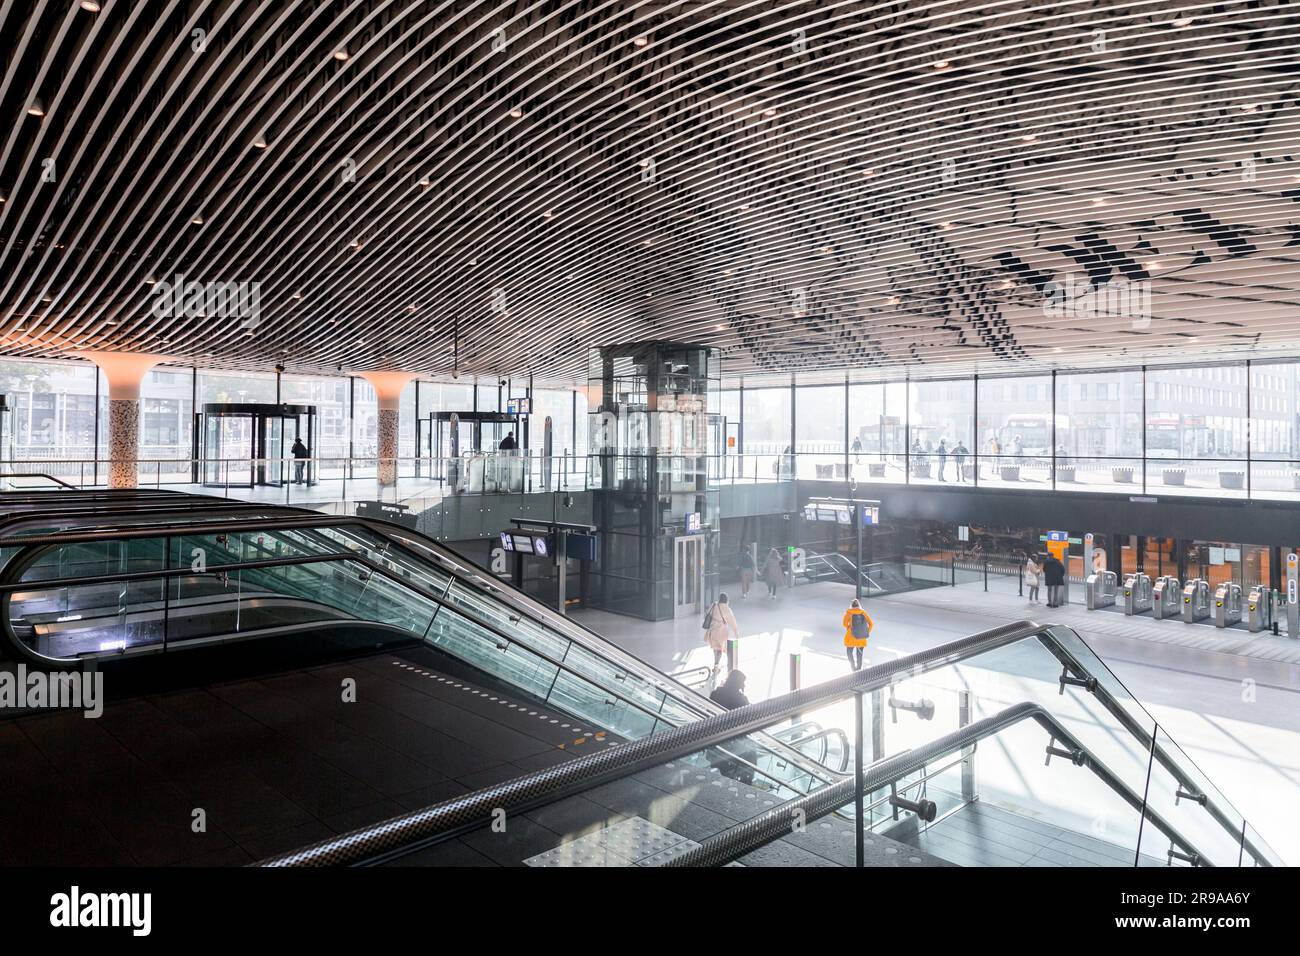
<box><xmin>702</xmin><ymin>603</ymin><xmax>717</xmax><ymax>630</ymax></box>
<box><xmin>850</xmin><ymin>612</ymin><xmax>870</xmax><ymax>639</ymax></box>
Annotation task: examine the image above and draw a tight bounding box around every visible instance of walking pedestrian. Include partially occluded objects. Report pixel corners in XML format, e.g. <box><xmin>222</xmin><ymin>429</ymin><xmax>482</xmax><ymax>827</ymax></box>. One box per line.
<box><xmin>952</xmin><ymin>441</ymin><xmax>968</xmax><ymax>482</ymax></box>
<box><xmin>936</xmin><ymin>439</ymin><xmax>948</xmax><ymax>481</ymax></box>
<box><xmin>702</xmin><ymin>592</ymin><xmax>741</xmax><ymax>673</ymax></box>
<box><xmin>738</xmin><ymin>548</ymin><xmax>755</xmax><ymax>598</ymax></box>
<box><xmin>762</xmin><ymin>548</ymin><xmax>784</xmax><ymax>597</ymax></box>
<box><xmin>842</xmin><ymin>599</ymin><xmax>873</xmax><ymax>671</ymax></box>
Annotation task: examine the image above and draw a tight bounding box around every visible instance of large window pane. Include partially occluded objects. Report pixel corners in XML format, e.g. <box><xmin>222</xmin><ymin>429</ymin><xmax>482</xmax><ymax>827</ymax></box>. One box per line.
<box><xmin>0</xmin><ymin>359</ymin><xmax>99</xmax><ymax>480</ymax></box>
<box><xmin>977</xmin><ymin>375</ymin><xmax>1052</xmax><ymax>486</ymax></box>
<box><xmin>848</xmin><ymin>381</ymin><xmax>906</xmax><ymax>483</ymax></box>
<box><xmin>1147</xmin><ymin>364</ymin><xmax>1247</xmax><ymax>497</ymax></box>
<box><xmin>1056</xmin><ymin>369</ymin><xmax>1142</xmax><ymax>493</ymax></box>
<box><xmin>742</xmin><ymin>386</ymin><xmax>791</xmax><ymax>480</ymax></box>
<box><xmin>909</xmin><ymin>379</ymin><xmax>973</xmax><ymax>485</ymax></box>
<box><xmin>795</xmin><ymin>384</ymin><xmax>845</xmax><ymax>479</ymax></box>
<box><xmin>281</xmin><ymin>374</ymin><xmax>350</xmax><ymax>460</ymax></box>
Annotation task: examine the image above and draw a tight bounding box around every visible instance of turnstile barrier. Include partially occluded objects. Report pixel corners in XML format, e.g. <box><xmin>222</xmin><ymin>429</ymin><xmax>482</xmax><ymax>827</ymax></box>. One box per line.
<box><xmin>1152</xmin><ymin>575</ymin><xmax>1180</xmax><ymax>619</ymax></box>
<box><xmin>1122</xmin><ymin>572</ymin><xmax>1153</xmax><ymax>615</ymax></box>
<box><xmin>1181</xmin><ymin>578</ymin><xmax>1211</xmax><ymax>623</ymax></box>
<box><xmin>1247</xmin><ymin>587</ymin><xmax>1274</xmax><ymax>633</ymax></box>
<box><xmin>1213</xmin><ymin>582</ymin><xmax>1243</xmax><ymax>628</ymax></box>
<box><xmin>1085</xmin><ymin>570</ymin><xmax>1117</xmax><ymax>610</ymax></box>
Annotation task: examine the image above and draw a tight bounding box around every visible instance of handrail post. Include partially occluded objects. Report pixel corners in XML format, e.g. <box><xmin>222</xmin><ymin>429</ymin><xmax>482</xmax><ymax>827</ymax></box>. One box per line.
<box><xmin>854</xmin><ymin>690</ymin><xmax>865</xmax><ymax>867</ymax></box>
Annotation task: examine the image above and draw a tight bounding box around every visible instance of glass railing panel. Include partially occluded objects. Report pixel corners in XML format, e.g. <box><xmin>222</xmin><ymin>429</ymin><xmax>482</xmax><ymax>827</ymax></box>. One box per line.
<box><xmin>1137</xmin><ymin>725</ymin><xmax>1247</xmax><ymax>868</ymax></box>
<box><xmin>440</xmin><ymin>578</ymin><xmax>570</xmax><ymax>661</ymax></box>
<box><xmin>423</xmin><ymin>605</ymin><xmax>561</xmax><ymax>703</ymax></box>
<box><xmin>9</xmin><ymin>577</ymin><xmax>164</xmax><ymax>661</ymax></box>
<box><xmin>1241</xmin><ymin>820</ymin><xmax>1282</xmax><ymax>867</ymax></box>
<box><xmin>544</xmin><ymin>670</ymin><xmax>665</xmax><ymax>741</ymax></box>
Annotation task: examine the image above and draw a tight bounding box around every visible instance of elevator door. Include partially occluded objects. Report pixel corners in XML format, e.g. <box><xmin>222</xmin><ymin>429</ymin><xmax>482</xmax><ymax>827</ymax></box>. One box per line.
<box><xmin>674</xmin><ymin>535</ymin><xmax>705</xmax><ymax>618</ymax></box>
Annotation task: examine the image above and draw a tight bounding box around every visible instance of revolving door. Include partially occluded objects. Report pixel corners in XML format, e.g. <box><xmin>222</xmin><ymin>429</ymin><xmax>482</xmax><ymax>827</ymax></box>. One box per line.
<box><xmin>196</xmin><ymin>403</ymin><xmax>317</xmax><ymax>488</ymax></box>
<box><xmin>425</xmin><ymin>410</ymin><xmax>524</xmax><ymax>493</ymax></box>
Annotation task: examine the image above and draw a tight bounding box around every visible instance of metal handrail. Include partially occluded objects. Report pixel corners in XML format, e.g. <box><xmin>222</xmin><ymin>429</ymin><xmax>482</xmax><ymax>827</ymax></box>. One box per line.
<box><xmin>0</xmin><ymin>472</ymin><xmax>76</xmax><ymax>489</ymax></box>
<box><xmin>255</xmin><ymin>618</ymin><xmax>1273</xmax><ymax>867</ymax></box>
<box><xmin>662</xmin><ymin>702</ymin><xmax>1203</xmax><ymax>868</ymax></box>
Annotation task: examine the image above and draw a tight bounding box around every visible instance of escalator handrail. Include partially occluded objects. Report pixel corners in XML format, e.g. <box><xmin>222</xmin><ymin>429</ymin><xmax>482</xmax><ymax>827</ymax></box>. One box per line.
<box><xmin>254</xmin><ymin>618</ymin><xmax>1273</xmax><ymax>867</ymax></box>
<box><xmin>662</xmin><ymin>701</ymin><xmax>1208</xmax><ymax>868</ymax></box>
<box><xmin>0</xmin><ymin>473</ymin><xmax>77</xmax><ymax>489</ymax></box>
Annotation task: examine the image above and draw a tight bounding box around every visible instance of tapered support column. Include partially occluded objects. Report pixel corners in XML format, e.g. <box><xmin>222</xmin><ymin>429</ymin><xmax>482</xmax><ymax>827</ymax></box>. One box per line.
<box><xmin>359</xmin><ymin>372</ymin><xmax>416</xmax><ymax>486</ymax></box>
<box><xmin>80</xmin><ymin>351</ymin><xmax>168</xmax><ymax>489</ymax></box>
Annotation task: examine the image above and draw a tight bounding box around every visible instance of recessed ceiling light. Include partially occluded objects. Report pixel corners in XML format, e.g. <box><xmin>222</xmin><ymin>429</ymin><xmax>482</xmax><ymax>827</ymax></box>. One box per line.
<box><xmin>1091</xmin><ymin>198</ymin><xmax>1106</xmax><ymax>205</ymax></box>
<box><xmin>1021</xmin><ymin>134</ymin><xmax>1037</xmax><ymax>143</ymax></box>
<box><xmin>543</xmin><ymin>210</ymin><xmax>554</xmax><ymax>219</ymax></box>
<box><xmin>253</xmin><ymin>136</ymin><xmax>268</xmax><ymax>149</ymax></box>
<box><xmin>145</xmin><ymin>277</ymin><xmax>156</xmax><ymax>285</ymax></box>
<box><xmin>1172</xmin><ymin>14</ymin><xmax>1194</xmax><ymax>27</ymax></box>
<box><xmin>644</xmin><ymin>238</ymin><xmax>654</xmax><ymax>246</ymax></box>
<box><xmin>508</xmin><ymin>107</ymin><xmax>523</xmax><ymax>119</ymax></box>
<box><xmin>292</xmin><ymin>291</ymin><xmax>302</xmax><ymax>299</ymax></box>
<box><xmin>1148</xmin><ymin>260</ymin><xmax>1161</xmax><ymax>269</ymax></box>
<box><xmin>418</xmin><ymin>177</ymin><xmax>431</xmax><ymax>187</ymax></box>
<box><xmin>79</xmin><ymin>1</ymin><xmax>101</xmax><ymax>11</ymax></box>
<box><xmin>408</xmin><ymin>304</ymin><xmax>417</xmax><ymax>312</ymax></box>
<box><xmin>350</xmin><ymin>239</ymin><xmax>361</xmax><ymax>249</ymax></box>
<box><xmin>633</xmin><ymin>35</ymin><xmax>649</xmax><ymax>47</ymax></box>
<box><xmin>940</xmin><ymin>222</ymin><xmax>953</xmax><ymax>229</ymax></box>
<box><xmin>1053</xmin><ymin>347</ymin><xmax>1064</xmax><ymax>353</ymax></box>
<box><xmin>334</xmin><ymin>49</ymin><xmax>350</xmax><ymax>61</ymax></box>
<box><xmin>819</xmin><ymin>246</ymin><xmax>832</xmax><ymax>253</ymax></box>
<box><xmin>1241</xmin><ymin>103</ymin><xmax>1259</xmax><ymax>113</ymax></box>
<box><xmin>740</xmin><ymin>204</ymin><xmax>751</xmax><ymax>211</ymax></box>
<box><xmin>763</xmin><ymin>108</ymin><xmax>778</xmax><ymax>117</ymax></box>
<box><xmin>191</xmin><ymin>215</ymin><xmax>204</xmax><ymax>225</ymax></box>
<box><xmin>862</xmin><ymin>168</ymin><xmax>875</xmax><ymax>177</ymax></box>
<box><xmin>469</xmin><ymin>258</ymin><xmax>478</xmax><ymax>266</ymax></box>
<box><xmin>27</xmin><ymin>97</ymin><xmax>45</xmax><ymax>117</ymax></box>
<box><xmin>933</xmin><ymin>60</ymin><xmax>950</xmax><ymax>71</ymax></box>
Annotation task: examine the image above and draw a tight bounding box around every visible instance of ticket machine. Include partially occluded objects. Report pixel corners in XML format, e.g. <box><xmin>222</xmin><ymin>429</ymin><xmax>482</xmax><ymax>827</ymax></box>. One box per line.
<box><xmin>1085</xmin><ymin>570</ymin><xmax>1117</xmax><ymax>609</ymax></box>
<box><xmin>1213</xmin><ymin>582</ymin><xmax>1243</xmax><ymax>628</ymax></box>
<box><xmin>1152</xmin><ymin>576</ymin><xmax>1180</xmax><ymax>620</ymax></box>
<box><xmin>1122</xmin><ymin>572</ymin><xmax>1153</xmax><ymax>615</ymax></box>
<box><xmin>1181</xmin><ymin>578</ymin><xmax>1211</xmax><ymax>623</ymax></box>
<box><xmin>1246</xmin><ymin>586</ymin><xmax>1274</xmax><ymax>633</ymax></box>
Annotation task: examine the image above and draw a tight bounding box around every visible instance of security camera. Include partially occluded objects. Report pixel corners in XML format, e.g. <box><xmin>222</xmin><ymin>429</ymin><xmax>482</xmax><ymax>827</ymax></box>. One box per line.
<box><xmin>274</xmin><ymin>363</ymin><xmax>285</xmax><ymax>374</ymax></box>
<box><xmin>498</xmin><ymin>378</ymin><xmax>507</xmax><ymax>387</ymax></box>
<box><xmin>451</xmin><ymin>368</ymin><xmax>460</xmax><ymax>379</ymax></box>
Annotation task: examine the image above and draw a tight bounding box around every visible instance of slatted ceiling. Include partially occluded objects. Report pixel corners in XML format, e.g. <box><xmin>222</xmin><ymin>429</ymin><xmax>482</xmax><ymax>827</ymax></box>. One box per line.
<box><xmin>1</xmin><ymin>5</ymin><xmax>1299</xmax><ymax>384</ymax></box>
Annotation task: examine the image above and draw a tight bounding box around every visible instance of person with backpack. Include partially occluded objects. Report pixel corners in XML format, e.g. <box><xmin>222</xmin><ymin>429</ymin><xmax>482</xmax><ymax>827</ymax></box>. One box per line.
<box><xmin>842</xmin><ymin>598</ymin><xmax>873</xmax><ymax>671</ymax></box>
<box><xmin>702</xmin><ymin>592</ymin><xmax>741</xmax><ymax>673</ymax></box>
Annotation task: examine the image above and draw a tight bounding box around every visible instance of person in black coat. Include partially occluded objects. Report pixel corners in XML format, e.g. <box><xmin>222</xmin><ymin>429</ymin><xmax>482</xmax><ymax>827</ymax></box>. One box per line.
<box><xmin>709</xmin><ymin>671</ymin><xmax>756</xmax><ymax>784</ymax></box>
<box><xmin>1043</xmin><ymin>554</ymin><xmax>1066</xmax><ymax>607</ymax></box>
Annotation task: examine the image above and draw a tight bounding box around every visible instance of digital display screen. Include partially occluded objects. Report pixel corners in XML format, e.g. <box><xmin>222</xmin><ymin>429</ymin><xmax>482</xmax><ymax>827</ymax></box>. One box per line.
<box><xmin>513</xmin><ymin>534</ymin><xmax>535</xmax><ymax>554</ymax></box>
<box><xmin>500</xmin><ymin>532</ymin><xmax>514</xmax><ymax>551</ymax></box>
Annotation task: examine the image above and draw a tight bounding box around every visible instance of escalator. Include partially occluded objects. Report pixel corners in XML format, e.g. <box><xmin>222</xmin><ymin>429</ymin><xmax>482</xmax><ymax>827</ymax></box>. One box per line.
<box><xmin>0</xmin><ymin>490</ymin><xmax>839</xmax><ymax>799</ymax></box>
<box><xmin>257</xmin><ymin>620</ymin><xmax>1282</xmax><ymax>868</ymax></box>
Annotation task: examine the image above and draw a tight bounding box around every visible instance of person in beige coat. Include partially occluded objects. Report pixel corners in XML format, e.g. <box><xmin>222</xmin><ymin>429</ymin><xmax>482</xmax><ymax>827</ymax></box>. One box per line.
<box><xmin>703</xmin><ymin>592</ymin><xmax>742</xmax><ymax>673</ymax></box>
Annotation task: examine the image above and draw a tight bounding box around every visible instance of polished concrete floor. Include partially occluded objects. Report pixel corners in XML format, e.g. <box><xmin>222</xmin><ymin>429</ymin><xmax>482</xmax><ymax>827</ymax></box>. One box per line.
<box><xmin>572</xmin><ymin>577</ymin><xmax>1300</xmax><ymax>865</ymax></box>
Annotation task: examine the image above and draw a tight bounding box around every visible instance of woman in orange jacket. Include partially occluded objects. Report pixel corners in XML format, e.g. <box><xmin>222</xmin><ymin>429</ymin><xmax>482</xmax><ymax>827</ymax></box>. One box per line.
<box><xmin>842</xmin><ymin>599</ymin><xmax>872</xmax><ymax>671</ymax></box>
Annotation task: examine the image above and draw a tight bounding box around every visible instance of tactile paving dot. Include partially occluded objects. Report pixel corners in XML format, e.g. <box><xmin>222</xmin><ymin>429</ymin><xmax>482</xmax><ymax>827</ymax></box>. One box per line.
<box><xmin>526</xmin><ymin>817</ymin><xmax>698</xmax><ymax>868</ymax></box>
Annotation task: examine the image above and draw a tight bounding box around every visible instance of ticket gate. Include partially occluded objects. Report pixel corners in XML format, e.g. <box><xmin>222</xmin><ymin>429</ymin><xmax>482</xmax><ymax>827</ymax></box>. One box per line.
<box><xmin>1213</xmin><ymin>582</ymin><xmax>1243</xmax><ymax>628</ymax></box>
<box><xmin>1085</xmin><ymin>570</ymin><xmax>1117</xmax><ymax>609</ymax></box>
<box><xmin>1122</xmin><ymin>572</ymin><xmax>1153</xmax><ymax>615</ymax></box>
<box><xmin>1152</xmin><ymin>576</ymin><xmax>1181</xmax><ymax>620</ymax></box>
<box><xmin>1247</xmin><ymin>587</ymin><xmax>1274</xmax><ymax>633</ymax></box>
<box><xmin>1181</xmin><ymin>579</ymin><xmax>1211</xmax><ymax>623</ymax></box>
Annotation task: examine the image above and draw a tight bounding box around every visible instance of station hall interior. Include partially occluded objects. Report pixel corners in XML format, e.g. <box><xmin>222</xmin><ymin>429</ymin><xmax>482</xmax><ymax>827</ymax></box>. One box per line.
<box><xmin>1</xmin><ymin>0</ymin><xmax>1299</xmax><ymax>872</ymax></box>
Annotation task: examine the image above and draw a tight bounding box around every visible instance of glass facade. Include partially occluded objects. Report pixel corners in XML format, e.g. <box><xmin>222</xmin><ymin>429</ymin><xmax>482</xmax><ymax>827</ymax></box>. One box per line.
<box><xmin>716</xmin><ymin>360</ymin><xmax>1300</xmax><ymax>500</ymax></box>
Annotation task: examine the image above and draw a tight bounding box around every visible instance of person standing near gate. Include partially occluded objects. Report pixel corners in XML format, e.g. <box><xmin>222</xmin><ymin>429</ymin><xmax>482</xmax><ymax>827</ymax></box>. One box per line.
<box><xmin>936</xmin><ymin>439</ymin><xmax>948</xmax><ymax>481</ymax></box>
<box><xmin>842</xmin><ymin>599</ymin><xmax>873</xmax><ymax>671</ymax></box>
<box><xmin>1043</xmin><ymin>552</ymin><xmax>1066</xmax><ymax>607</ymax></box>
<box><xmin>291</xmin><ymin>437</ymin><xmax>309</xmax><ymax>484</ymax></box>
